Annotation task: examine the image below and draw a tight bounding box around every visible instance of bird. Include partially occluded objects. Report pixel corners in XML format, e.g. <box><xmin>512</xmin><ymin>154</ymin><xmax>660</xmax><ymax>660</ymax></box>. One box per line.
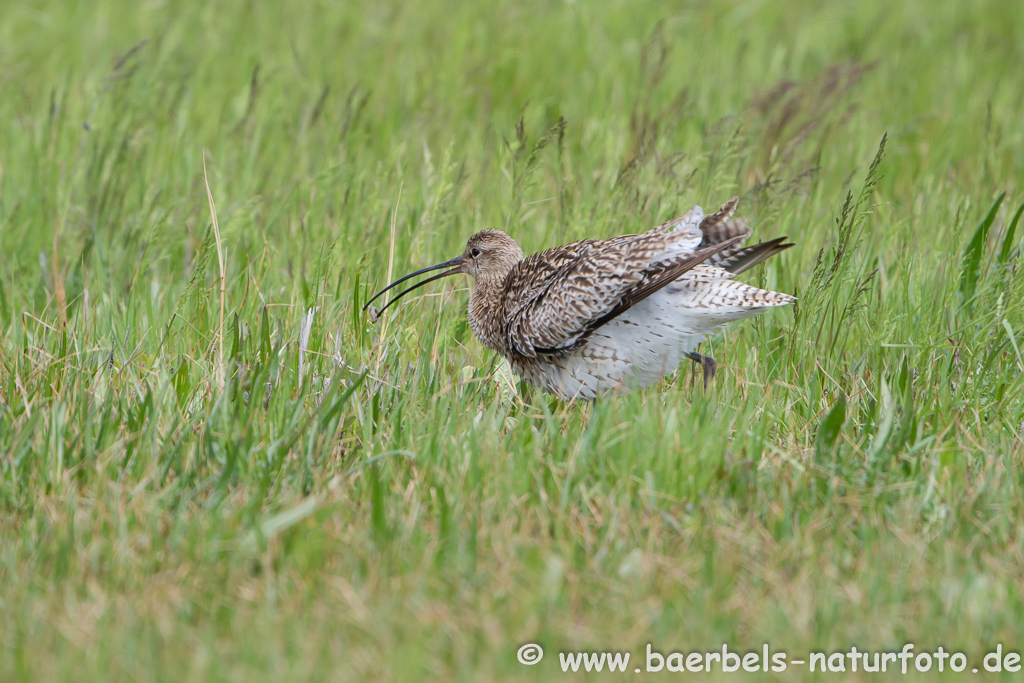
<box><xmin>364</xmin><ymin>197</ymin><xmax>795</xmax><ymax>400</ymax></box>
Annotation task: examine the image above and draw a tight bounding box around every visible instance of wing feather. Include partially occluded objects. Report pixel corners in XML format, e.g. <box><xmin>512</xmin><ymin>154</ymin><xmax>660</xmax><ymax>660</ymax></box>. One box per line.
<box><xmin>505</xmin><ymin>235</ymin><xmax>746</xmax><ymax>357</ymax></box>
<box><xmin>697</xmin><ymin>197</ymin><xmax>794</xmax><ymax>271</ymax></box>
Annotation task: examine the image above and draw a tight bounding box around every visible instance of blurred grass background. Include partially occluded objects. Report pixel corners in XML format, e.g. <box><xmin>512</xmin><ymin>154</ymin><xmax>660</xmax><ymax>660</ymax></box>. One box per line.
<box><xmin>1</xmin><ymin>0</ymin><xmax>1023</xmax><ymax>680</ymax></box>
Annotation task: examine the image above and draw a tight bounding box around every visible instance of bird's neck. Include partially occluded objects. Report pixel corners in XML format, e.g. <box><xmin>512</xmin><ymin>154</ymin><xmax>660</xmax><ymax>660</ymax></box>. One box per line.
<box><xmin>467</xmin><ymin>270</ymin><xmax>512</xmax><ymax>354</ymax></box>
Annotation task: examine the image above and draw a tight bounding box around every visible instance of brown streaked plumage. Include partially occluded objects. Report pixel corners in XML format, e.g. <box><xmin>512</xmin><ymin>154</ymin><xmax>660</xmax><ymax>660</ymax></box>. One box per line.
<box><xmin>365</xmin><ymin>197</ymin><xmax>795</xmax><ymax>400</ymax></box>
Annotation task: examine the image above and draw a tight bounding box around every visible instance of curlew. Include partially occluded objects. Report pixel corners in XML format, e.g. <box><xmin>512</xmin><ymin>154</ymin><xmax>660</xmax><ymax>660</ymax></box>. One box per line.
<box><xmin>365</xmin><ymin>197</ymin><xmax>795</xmax><ymax>400</ymax></box>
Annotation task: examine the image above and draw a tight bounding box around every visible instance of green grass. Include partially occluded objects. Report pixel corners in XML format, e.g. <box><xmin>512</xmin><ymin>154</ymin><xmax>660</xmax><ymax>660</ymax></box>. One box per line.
<box><xmin>2</xmin><ymin>0</ymin><xmax>1024</xmax><ymax>680</ymax></box>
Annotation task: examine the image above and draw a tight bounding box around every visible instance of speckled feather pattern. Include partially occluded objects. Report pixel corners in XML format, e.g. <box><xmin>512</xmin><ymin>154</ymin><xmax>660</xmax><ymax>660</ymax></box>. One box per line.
<box><xmin>444</xmin><ymin>198</ymin><xmax>793</xmax><ymax>399</ymax></box>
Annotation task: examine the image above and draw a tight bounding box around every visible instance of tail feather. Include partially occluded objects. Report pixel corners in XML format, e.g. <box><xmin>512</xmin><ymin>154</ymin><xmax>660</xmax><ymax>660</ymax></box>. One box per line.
<box><xmin>668</xmin><ymin>276</ymin><xmax>795</xmax><ymax>310</ymax></box>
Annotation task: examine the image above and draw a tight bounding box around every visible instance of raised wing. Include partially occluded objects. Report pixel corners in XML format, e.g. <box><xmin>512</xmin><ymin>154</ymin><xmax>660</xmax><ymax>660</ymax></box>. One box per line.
<box><xmin>716</xmin><ymin>237</ymin><xmax>794</xmax><ymax>274</ymax></box>
<box><xmin>500</xmin><ymin>237</ymin><xmax>600</xmax><ymax>308</ymax></box>
<box><xmin>503</xmin><ymin>234</ymin><xmax>746</xmax><ymax>358</ymax></box>
<box><xmin>698</xmin><ymin>196</ymin><xmax>794</xmax><ymax>273</ymax></box>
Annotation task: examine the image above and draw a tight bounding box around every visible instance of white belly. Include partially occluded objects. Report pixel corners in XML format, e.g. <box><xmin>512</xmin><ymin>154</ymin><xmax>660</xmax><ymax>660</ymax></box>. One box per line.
<box><xmin>514</xmin><ymin>314</ymin><xmax>703</xmax><ymax>399</ymax></box>
<box><xmin>511</xmin><ymin>276</ymin><xmax>784</xmax><ymax>400</ymax></box>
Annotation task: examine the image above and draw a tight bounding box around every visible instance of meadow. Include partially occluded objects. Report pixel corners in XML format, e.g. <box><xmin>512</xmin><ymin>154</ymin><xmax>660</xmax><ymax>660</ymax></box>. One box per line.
<box><xmin>2</xmin><ymin>0</ymin><xmax>1023</xmax><ymax>680</ymax></box>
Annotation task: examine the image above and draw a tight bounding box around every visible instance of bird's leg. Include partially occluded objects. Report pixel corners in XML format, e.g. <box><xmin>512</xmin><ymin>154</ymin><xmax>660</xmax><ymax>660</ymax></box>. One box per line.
<box><xmin>685</xmin><ymin>351</ymin><xmax>717</xmax><ymax>389</ymax></box>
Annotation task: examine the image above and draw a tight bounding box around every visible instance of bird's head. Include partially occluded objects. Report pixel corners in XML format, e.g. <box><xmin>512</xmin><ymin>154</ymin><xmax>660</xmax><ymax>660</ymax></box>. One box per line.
<box><xmin>459</xmin><ymin>230</ymin><xmax>524</xmax><ymax>281</ymax></box>
<box><xmin>363</xmin><ymin>230</ymin><xmax>524</xmax><ymax>318</ymax></box>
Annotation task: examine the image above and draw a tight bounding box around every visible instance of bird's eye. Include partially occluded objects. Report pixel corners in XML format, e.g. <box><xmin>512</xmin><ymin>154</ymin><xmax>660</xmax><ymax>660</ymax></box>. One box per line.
<box><xmin>470</xmin><ymin>247</ymin><xmax>481</xmax><ymax>257</ymax></box>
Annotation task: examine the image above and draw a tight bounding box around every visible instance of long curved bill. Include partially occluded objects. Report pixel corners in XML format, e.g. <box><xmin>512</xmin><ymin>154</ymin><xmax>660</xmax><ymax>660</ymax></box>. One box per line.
<box><xmin>363</xmin><ymin>256</ymin><xmax>464</xmax><ymax>317</ymax></box>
